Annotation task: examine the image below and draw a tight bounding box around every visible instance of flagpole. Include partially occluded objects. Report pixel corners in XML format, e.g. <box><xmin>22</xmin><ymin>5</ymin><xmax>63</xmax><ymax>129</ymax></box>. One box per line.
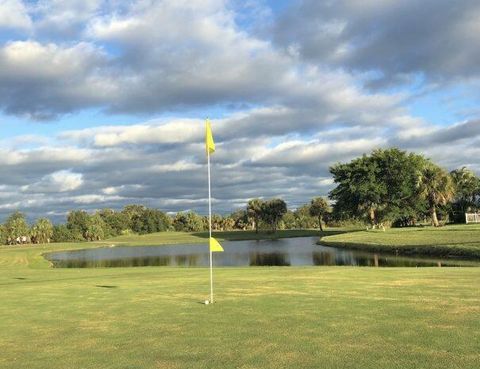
<box><xmin>207</xmin><ymin>147</ymin><xmax>214</xmax><ymax>303</ymax></box>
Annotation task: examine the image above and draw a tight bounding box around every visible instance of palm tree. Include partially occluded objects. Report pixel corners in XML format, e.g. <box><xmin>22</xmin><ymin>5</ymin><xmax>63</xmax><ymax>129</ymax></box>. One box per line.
<box><xmin>247</xmin><ymin>199</ymin><xmax>264</xmax><ymax>233</ymax></box>
<box><xmin>31</xmin><ymin>218</ymin><xmax>53</xmax><ymax>244</ymax></box>
<box><xmin>309</xmin><ymin>197</ymin><xmax>329</xmax><ymax>232</ymax></box>
<box><xmin>4</xmin><ymin>211</ymin><xmax>29</xmax><ymax>244</ymax></box>
<box><xmin>450</xmin><ymin>167</ymin><xmax>480</xmax><ymax>213</ymax></box>
<box><xmin>417</xmin><ymin>163</ymin><xmax>455</xmax><ymax>227</ymax></box>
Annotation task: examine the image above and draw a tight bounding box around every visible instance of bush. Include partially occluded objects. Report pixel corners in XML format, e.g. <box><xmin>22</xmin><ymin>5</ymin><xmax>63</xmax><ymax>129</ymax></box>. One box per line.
<box><xmin>52</xmin><ymin>224</ymin><xmax>83</xmax><ymax>243</ymax></box>
<box><xmin>173</xmin><ymin>212</ymin><xmax>205</xmax><ymax>232</ymax></box>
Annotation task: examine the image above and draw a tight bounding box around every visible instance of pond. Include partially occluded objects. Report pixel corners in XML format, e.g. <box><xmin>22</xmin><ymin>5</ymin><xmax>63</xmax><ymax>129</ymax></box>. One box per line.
<box><xmin>45</xmin><ymin>237</ymin><xmax>478</xmax><ymax>268</ymax></box>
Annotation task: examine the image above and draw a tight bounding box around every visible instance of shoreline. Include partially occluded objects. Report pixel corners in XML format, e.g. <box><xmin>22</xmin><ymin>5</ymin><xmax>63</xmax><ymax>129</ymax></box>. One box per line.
<box><xmin>319</xmin><ymin>240</ymin><xmax>480</xmax><ymax>261</ymax></box>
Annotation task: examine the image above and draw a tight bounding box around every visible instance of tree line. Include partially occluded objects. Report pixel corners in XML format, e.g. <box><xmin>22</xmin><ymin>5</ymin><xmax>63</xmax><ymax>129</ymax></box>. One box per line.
<box><xmin>1</xmin><ymin>148</ymin><xmax>478</xmax><ymax>245</ymax></box>
<box><xmin>0</xmin><ymin>198</ymin><xmax>331</xmax><ymax>245</ymax></box>
<box><xmin>329</xmin><ymin>148</ymin><xmax>480</xmax><ymax>227</ymax></box>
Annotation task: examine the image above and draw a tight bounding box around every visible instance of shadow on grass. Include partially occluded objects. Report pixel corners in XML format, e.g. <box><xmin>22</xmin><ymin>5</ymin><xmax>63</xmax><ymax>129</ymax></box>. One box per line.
<box><xmin>95</xmin><ymin>285</ymin><xmax>118</xmax><ymax>289</ymax></box>
<box><xmin>191</xmin><ymin>229</ymin><xmax>358</xmax><ymax>241</ymax></box>
<box><xmin>192</xmin><ymin>230</ymin><xmax>315</xmax><ymax>241</ymax></box>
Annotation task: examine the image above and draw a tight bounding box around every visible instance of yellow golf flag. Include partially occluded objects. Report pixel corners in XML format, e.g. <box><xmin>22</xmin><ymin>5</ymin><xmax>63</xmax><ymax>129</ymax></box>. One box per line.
<box><xmin>209</xmin><ymin>237</ymin><xmax>224</xmax><ymax>252</ymax></box>
<box><xmin>205</xmin><ymin>119</ymin><xmax>215</xmax><ymax>155</ymax></box>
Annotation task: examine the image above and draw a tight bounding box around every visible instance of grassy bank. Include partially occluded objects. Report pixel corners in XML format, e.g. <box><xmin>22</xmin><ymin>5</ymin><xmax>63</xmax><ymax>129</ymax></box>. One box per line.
<box><xmin>1</xmin><ymin>230</ymin><xmax>479</xmax><ymax>368</ymax></box>
<box><xmin>320</xmin><ymin>224</ymin><xmax>480</xmax><ymax>259</ymax></box>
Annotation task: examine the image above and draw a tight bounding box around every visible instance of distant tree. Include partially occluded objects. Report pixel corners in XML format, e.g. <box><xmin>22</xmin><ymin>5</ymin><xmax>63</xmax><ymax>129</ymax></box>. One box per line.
<box><xmin>211</xmin><ymin>214</ymin><xmax>224</xmax><ymax>231</ymax></box>
<box><xmin>0</xmin><ymin>224</ymin><xmax>6</xmax><ymax>245</ymax></box>
<box><xmin>201</xmin><ymin>215</ymin><xmax>209</xmax><ymax>231</ymax></box>
<box><xmin>173</xmin><ymin>212</ymin><xmax>205</xmax><ymax>232</ymax></box>
<box><xmin>417</xmin><ymin>163</ymin><xmax>456</xmax><ymax>227</ymax></box>
<box><xmin>4</xmin><ymin>211</ymin><xmax>29</xmax><ymax>244</ymax></box>
<box><xmin>330</xmin><ymin>154</ymin><xmax>386</xmax><ymax>227</ymax></box>
<box><xmin>121</xmin><ymin>204</ymin><xmax>147</xmax><ymax>231</ymax></box>
<box><xmin>84</xmin><ymin>214</ymin><xmax>106</xmax><ymax>241</ymax></box>
<box><xmin>66</xmin><ymin>210</ymin><xmax>90</xmax><ymax>240</ymax></box>
<box><xmin>132</xmin><ymin>208</ymin><xmax>172</xmax><ymax>234</ymax></box>
<box><xmin>52</xmin><ymin>224</ymin><xmax>80</xmax><ymax>243</ymax></box>
<box><xmin>372</xmin><ymin>149</ymin><xmax>428</xmax><ymax>226</ymax></box>
<box><xmin>309</xmin><ymin>197</ymin><xmax>330</xmax><ymax>231</ymax></box>
<box><xmin>450</xmin><ymin>167</ymin><xmax>480</xmax><ymax>221</ymax></box>
<box><xmin>247</xmin><ymin>199</ymin><xmax>264</xmax><ymax>233</ymax></box>
<box><xmin>294</xmin><ymin>205</ymin><xmax>318</xmax><ymax>229</ymax></box>
<box><xmin>260</xmin><ymin>199</ymin><xmax>287</xmax><ymax>233</ymax></box>
<box><xmin>30</xmin><ymin>218</ymin><xmax>53</xmax><ymax>244</ymax></box>
<box><xmin>330</xmin><ymin>148</ymin><xmax>428</xmax><ymax>227</ymax></box>
<box><xmin>221</xmin><ymin>216</ymin><xmax>235</xmax><ymax>231</ymax></box>
<box><xmin>97</xmin><ymin>209</ymin><xmax>129</xmax><ymax>237</ymax></box>
<box><xmin>229</xmin><ymin>210</ymin><xmax>250</xmax><ymax>230</ymax></box>
<box><xmin>282</xmin><ymin>210</ymin><xmax>297</xmax><ymax>229</ymax></box>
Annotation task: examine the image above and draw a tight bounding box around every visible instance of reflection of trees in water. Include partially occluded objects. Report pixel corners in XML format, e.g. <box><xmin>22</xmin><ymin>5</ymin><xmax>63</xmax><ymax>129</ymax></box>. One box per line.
<box><xmin>58</xmin><ymin>256</ymin><xmax>174</xmax><ymax>268</ymax></box>
<box><xmin>111</xmin><ymin>256</ymin><xmax>172</xmax><ymax>267</ymax></box>
<box><xmin>312</xmin><ymin>251</ymin><xmax>335</xmax><ymax>266</ymax></box>
<box><xmin>311</xmin><ymin>251</ymin><xmax>443</xmax><ymax>267</ymax></box>
<box><xmin>249</xmin><ymin>252</ymin><xmax>290</xmax><ymax>266</ymax></box>
<box><xmin>48</xmin><ymin>247</ymin><xmax>468</xmax><ymax>268</ymax></box>
<box><xmin>174</xmin><ymin>254</ymin><xmax>200</xmax><ymax>266</ymax></box>
<box><xmin>313</xmin><ymin>251</ymin><xmax>364</xmax><ymax>266</ymax></box>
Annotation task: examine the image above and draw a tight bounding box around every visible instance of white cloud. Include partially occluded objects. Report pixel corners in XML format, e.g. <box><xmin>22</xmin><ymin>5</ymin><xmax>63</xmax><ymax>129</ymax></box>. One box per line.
<box><xmin>150</xmin><ymin>161</ymin><xmax>203</xmax><ymax>173</ymax></box>
<box><xmin>21</xmin><ymin>170</ymin><xmax>83</xmax><ymax>193</ymax></box>
<box><xmin>252</xmin><ymin>138</ymin><xmax>386</xmax><ymax>167</ymax></box>
<box><xmin>101</xmin><ymin>186</ymin><xmax>117</xmax><ymax>195</ymax></box>
<box><xmin>0</xmin><ymin>0</ymin><xmax>32</xmax><ymax>30</ymax></box>
<box><xmin>91</xmin><ymin>119</ymin><xmax>204</xmax><ymax>147</ymax></box>
<box><xmin>273</xmin><ymin>0</ymin><xmax>480</xmax><ymax>86</ymax></box>
<box><xmin>71</xmin><ymin>194</ymin><xmax>122</xmax><ymax>205</ymax></box>
<box><xmin>34</xmin><ymin>0</ymin><xmax>102</xmax><ymax>32</ymax></box>
<box><xmin>0</xmin><ymin>147</ymin><xmax>92</xmax><ymax>166</ymax></box>
<box><xmin>0</xmin><ymin>40</ymin><xmax>111</xmax><ymax>118</ymax></box>
<box><xmin>0</xmin><ymin>40</ymin><xmax>97</xmax><ymax>77</ymax></box>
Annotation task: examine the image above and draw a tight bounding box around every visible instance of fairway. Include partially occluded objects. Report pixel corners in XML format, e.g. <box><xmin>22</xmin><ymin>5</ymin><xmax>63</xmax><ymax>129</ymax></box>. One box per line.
<box><xmin>1</xmin><ymin>232</ymin><xmax>479</xmax><ymax>369</ymax></box>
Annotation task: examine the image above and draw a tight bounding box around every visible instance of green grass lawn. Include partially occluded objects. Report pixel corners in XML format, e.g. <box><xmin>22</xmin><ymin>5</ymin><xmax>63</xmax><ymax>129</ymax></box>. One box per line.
<box><xmin>108</xmin><ymin>229</ymin><xmax>325</xmax><ymax>245</ymax></box>
<box><xmin>1</xmin><ymin>230</ymin><xmax>479</xmax><ymax>369</ymax></box>
<box><xmin>320</xmin><ymin>224</ymin><xmax>480</xmax><ymax>259</ymax></box>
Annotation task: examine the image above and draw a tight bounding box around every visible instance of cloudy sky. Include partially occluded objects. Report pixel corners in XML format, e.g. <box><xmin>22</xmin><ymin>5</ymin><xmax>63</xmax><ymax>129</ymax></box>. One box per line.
<box><xmin>0</xmin><ymin>0</ymin><xmax>479</xmax><ymax>222</ymax></box>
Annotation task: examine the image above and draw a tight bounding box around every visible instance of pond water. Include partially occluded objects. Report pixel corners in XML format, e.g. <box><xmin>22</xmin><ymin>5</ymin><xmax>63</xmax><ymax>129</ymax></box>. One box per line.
<box><xmin>45</xmin><ymin>237</ymin><xmax>478</xmax><ymax>268</ymax></box>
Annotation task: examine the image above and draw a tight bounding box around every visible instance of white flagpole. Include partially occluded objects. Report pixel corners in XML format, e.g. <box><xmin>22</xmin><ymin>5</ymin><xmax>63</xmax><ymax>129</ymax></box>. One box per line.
<box><xmin>207</xmin><ymin>148</ymin><xmax>214</xmax><ymax>303</ymax></box>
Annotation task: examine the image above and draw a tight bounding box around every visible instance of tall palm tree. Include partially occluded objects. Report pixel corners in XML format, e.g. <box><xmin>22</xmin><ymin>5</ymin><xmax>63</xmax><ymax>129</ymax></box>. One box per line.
<box><xmin>31</xmin><ymin>218</ymin><xmax>53</xmax><ymax>244</ymax></box>
<box><xmin>417</xmin><ymin>163</ymin><xmax>455</xmax><ymax>227</ymax></box>
<box><xmin>247</xmin><ymin>199</ymin><xmax>264</xmax><ymax>233</ymax></box>
<box><xmin>309</xmin><ymin>197</ymin><xmax>329</xmax><ymax>232</ymax></box>
<box><xmin>450</xmin><ymin>167</ymin><xmax>479</xmax><ymax>212</ymax></box>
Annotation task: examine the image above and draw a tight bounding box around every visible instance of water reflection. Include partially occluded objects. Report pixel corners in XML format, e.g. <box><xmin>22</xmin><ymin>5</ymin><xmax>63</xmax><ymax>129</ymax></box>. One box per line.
<box><xmin>45</xmin><ymin>237</ymin><xmax>478</xmax><ymax>268</ymax></box>
<box><xmin>250</xmin><ymin>252</ymin><xmax>290</xmax><ymax>266</ymax></box>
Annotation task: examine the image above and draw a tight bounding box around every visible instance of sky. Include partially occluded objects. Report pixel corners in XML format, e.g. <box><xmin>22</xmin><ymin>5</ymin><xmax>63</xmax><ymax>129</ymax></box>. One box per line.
<box><xmin>0</xmin><ymin>0</ymin><xmax>479</xmax><ymax>222</ymax></box>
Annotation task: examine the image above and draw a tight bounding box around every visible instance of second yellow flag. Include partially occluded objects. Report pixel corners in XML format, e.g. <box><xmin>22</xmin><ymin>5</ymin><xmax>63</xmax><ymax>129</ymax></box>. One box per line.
<box><xmin>209</xmin><ymin>237</ymin><xmax>224</xmax><ymax>252</ymax></box>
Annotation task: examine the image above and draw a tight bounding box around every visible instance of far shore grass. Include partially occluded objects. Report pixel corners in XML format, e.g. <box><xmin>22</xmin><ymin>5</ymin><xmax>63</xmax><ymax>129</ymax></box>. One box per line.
<box><xmin>320</xmin><ymin>224</ymin><xmax>480</xmax><ymax>259</ymax></box>
<box><xmin>108</xmin><ymin>228</ymin><xmax>325</xmax><ymax>245</ymax></box>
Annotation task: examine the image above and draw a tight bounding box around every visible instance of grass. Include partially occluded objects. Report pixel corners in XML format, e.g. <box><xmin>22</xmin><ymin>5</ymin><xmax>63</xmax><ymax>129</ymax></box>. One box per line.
<box><xmin>109</xmin><ymin>229</ymin><xmax>326</xmax><ymax>245</ymax></box>
<box><xmin>1</xmin><ymin>229</ymin><xmax>479</xmax><ymax>368</ymax></box>
<box><xmin>320</xmin><ymin>224</ymin><xmax>480</xmax><ymax>259</ymax></box>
